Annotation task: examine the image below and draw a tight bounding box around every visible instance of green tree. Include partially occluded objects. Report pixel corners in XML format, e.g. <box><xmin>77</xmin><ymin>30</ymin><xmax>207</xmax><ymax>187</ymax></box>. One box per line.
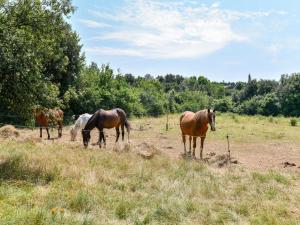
<box><xmin>277</xmin><ymin>74</ymin><xmax>300</xmax><ymax>116</ymax></box>
<box><xmin>213</xmin><ymin>97</ymin><xmax>233</xmax><ymax>112</ymax></box>
<box><xmin>0</xmin><ymin>0</ymin><xmax>82</xmax><ymax>119</ymax></box>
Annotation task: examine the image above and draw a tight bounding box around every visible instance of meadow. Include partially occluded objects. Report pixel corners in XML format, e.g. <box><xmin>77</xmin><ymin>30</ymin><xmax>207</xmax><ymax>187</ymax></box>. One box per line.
<box><xmin>0</xmin><ymin>113</ymin><xmax>299</xmax><ymax>225</ymax></box>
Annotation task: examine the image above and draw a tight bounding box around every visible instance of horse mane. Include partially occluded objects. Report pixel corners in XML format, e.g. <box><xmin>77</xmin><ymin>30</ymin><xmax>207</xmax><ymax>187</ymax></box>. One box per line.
<box><xmin>84</xmin><ymin>110</ymin><xmax>99</xmax><ymax>130</ymax></box>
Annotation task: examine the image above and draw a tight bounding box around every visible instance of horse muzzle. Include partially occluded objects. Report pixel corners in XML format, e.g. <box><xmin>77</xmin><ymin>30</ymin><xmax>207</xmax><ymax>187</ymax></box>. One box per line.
<box><xmin>211</xmin><ymin>126</ymin><xmax>216</xmax><ymax>131</ymax></box>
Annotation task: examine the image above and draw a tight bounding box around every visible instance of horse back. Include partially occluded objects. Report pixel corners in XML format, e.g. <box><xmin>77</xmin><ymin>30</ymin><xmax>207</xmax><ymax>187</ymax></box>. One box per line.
<box><xmin>180</xmin><ymin>111</ymin><xmax>196</xmax><ymax>135</ymax></box>
<box><xmin>98</xmin><ymin>109</ymin><xmax>121</xmax><ymax>128</ymax></box>
<box><xmin>180</xmin><ymin>111</ymin><xmax>208</xmax><ymax>136</ymax></box>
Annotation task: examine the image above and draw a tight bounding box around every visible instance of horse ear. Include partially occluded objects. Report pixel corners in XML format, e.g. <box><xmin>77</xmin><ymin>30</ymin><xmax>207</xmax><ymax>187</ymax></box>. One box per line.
<box><xmin>213</xmin><ymin>109</ymin><xmax>216</xmax><ymax>112</ymax></box>
<box><xmin>208</xmin><ymin>109</ymin><xmax>210</xmax><ymax>113</ymax></box>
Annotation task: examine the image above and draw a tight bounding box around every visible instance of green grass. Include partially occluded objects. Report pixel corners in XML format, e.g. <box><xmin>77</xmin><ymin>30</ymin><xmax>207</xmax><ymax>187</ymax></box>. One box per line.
<box><xmin>0</xmin><ymin>138</ymin><xmax>299</xmax><ymax>225</ymax></box>
<box><xmin>134</xmin><ymin>113</ymin><xmax>300</xmax><ymax>143</ymax></box>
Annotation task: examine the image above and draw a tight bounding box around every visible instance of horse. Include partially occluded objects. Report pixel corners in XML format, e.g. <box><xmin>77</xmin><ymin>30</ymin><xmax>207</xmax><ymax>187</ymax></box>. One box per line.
<box><xmin>33</xmin><ymin>107</ymin><xmax>64</xmax><ymax>139</ymax></box>
<box><xmin>180</xmin><ymin>109</ymin><xmax>216</xmax><ymax>159</ymax></box>
<box><xmin>70</xmin><ymin>113</ymin><xmax>92</xmax><ymax>141</ymax></box>
<box><xmin>81</xmin><ymin>108</ymin><xmax>130</xmax><ymax>148</ymax></box>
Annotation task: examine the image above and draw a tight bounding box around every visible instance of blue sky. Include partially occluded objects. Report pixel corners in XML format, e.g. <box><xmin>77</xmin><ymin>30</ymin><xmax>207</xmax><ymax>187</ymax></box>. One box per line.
<box><xmin>69</xmin><ymin>0</ymin><xmax>300</xmax><ymax>81</ymax></box>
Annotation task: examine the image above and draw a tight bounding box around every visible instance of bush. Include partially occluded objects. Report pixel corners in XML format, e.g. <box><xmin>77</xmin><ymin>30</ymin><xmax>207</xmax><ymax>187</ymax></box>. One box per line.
<box><xmin>290</xmin><ymin>119</ymin><xmax>297</xmax><ymax>126</ymax></box>
<box><xmin>257</xmin><ymin>93</ymin><xmax>280</xmax><ymax>116</ymax></box>
<box><xmin>237</xmin><ymin>96</ymin><xmax>261</xmax><ymax>115</ymax></box>
<box><xmin>213</xmin><ymin>97</ymin><xmax>233</xmax><ymax>112</ymax></box>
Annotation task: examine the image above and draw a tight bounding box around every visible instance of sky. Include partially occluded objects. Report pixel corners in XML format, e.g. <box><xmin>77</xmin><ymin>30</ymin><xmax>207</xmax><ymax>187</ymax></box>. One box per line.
<box><xmin>69</xmin><ymin>0</ymin><xmax>300</xmax><ymax>82</ymax></box>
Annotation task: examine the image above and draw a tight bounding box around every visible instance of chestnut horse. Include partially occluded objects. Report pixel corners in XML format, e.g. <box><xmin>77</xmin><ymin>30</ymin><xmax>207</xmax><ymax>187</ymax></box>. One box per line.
<box><xmin>81</xmin><ymin>108</ymin><xmax>130</xmax><ymax>148</ymax></box>
<box><xmin>34</xmin><ymin>107</ymin><xmax>64</xmax><ymax>139</ymax></box>
<box><xmin>180</xmin><ymin>109</ymin><xmax>216</xmax><ymax>159</ymax></box>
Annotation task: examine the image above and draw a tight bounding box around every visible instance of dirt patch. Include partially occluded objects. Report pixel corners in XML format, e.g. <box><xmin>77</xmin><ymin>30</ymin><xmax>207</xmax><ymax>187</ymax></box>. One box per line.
<box><xmin>6</xmin><ymin>123</ymin><xmax>300</xmax><ymax>171</ymax></box>
<box><xmin>0</xmin><ymin>125</ymin><xmax>20</xmax><ymax>139</ymax></box>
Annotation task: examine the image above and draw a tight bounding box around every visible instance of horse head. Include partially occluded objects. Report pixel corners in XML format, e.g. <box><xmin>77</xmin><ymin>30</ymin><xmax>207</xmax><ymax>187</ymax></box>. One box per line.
<box><xmin>207</xmin><ymin>109</ymin><xmax>216</xmax><ymax>131</ymax></box>
<box><xmin>81</xmin><ymin>129</ymin><xmax>91</xmax><ymax>148</ymax></box>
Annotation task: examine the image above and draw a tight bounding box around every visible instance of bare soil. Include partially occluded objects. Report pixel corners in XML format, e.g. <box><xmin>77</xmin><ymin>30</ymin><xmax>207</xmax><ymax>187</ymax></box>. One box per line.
<box><xmin>8</xmin><ymin>123</ymin><xmax>300</xmax><ymax>172</ymax></box>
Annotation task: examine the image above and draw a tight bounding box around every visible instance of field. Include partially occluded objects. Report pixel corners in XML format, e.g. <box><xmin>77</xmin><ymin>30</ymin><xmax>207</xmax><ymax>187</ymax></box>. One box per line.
<box><xmin>0</xmin><ymin>113</ymin><xmax>300</xmax><ymax>225</ymax></box>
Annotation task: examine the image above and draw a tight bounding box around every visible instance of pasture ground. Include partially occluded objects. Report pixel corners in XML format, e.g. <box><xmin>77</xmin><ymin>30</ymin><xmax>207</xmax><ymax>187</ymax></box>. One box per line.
<box><xmin>0</xmin><ymin>113</ymin><xmax>300</xmax><ymax>224</ymax></box>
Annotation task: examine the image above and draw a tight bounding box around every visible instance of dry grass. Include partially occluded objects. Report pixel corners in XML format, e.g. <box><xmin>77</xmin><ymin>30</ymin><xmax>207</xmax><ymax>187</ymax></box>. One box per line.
<box><xmin>0</xmin><ymin>113</ymin><xmax>299</xmax><ymax>224</ymax></box>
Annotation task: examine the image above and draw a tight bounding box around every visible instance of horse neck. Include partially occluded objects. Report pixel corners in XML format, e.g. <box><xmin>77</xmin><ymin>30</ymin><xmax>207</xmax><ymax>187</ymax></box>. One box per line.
<box><xmin>195</xmin><ymin>111</ymin><xmax>209</xmax><ymax>128</ymax></box>
<box><xmin>84</xmin><ymin>113</ymin><xmax>98</xmax><ymax>131</ymax></box>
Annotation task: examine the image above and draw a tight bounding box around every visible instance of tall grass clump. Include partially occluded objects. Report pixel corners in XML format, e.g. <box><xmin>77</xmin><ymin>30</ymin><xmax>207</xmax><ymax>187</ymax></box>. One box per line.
<box><xmin>0</xmin><ymin>154</ymin><xmax>58</xmax><ymax>184</ymax></box>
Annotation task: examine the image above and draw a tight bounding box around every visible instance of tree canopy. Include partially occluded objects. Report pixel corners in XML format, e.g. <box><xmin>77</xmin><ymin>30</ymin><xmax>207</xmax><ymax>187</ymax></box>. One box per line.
<box><xmin>1</xmin><ymin>0</ymin><xmax>299</xmax><ymax>124</ymax></box>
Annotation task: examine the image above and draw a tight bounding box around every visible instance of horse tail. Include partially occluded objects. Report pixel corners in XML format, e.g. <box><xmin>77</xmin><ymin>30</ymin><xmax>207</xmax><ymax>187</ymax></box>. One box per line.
<box><xmin>125</xmin><ymin>119</ymin><xmax>131</xmax><ymax>133</ymax></box>
<box><xmin>179</xmin><ymin>112</ymin><xmax>185</xmax><ymax>124</ymax></box>
<box><xmin>124</xmin><ymin>119</ymin><xmax>131</xmax><ymax>143</ymax></box>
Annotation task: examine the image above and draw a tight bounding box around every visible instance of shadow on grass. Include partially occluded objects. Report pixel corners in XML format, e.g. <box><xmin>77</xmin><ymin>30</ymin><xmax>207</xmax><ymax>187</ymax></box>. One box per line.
<box><xmin>0</xmin><ymin>155</ymin><xmax>58</xmax><ymax>184</ymax></box>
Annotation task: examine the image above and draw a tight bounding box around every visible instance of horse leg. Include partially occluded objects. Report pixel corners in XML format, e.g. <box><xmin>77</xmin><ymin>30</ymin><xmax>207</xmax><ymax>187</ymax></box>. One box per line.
<box><xmin>188</xmin><ymin>136</ymin><xmax>192</xmax><ymax>155</ymax></box>
<box><xmin>192</xmin><ymin>137</ymin><xmax>197</xmax><ymax>158</ymax></box>
<box><xmin>58</xmin><ymin>122</ymin><xmax>62</xmax><ymax>138</ymax></box>
<box><xmin>40</xmin><ymin>127</ymin><xmax>42</xmax><ymax>138</ymax></box>
<box><xmin>121</xmin><ymin>125</ymin><xmax>125</xmax><ymax>141</ymax></box>
<box><xmin>100</xmin><ymin>129</ymin><xmax>106</xmax><ymax>148</ymax></box>
<box><xmin>200</xmin><ymin>137</ymin><xmax>205</xmax><ymax>159</ymax></box>
<box><xmin>182</xmin><ymin>134</ymin><xmax>186</xmax><ymax>155</ymax></box>
<box><xmin>98</xmin><ymin>129</ymin><xmax>102</xmax><ymax>148</ymax></box>
<box><xmin>115</xmin><ymin>127</ymin><xmax>120</xmax><ymax>142</ymax></box>
<box><xmin>46</xmin><ymin>127</ymin><xmax>50</xmax><ymax>140</ymax></box>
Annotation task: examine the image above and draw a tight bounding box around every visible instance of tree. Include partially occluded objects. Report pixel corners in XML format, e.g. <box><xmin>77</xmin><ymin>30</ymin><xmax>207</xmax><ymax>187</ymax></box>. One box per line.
<box><xmin>257</xmin><ymin>93</ymin><xmax>280</xmax><ymax>116</ymax></box>
<box><xmin>213</xmin><ymin>97</ymin><xmax>233</xmax><ymax>112</ymax></box>
<box><xmin>0</xmin><ymin>0</ymin><xmax>83</xmax><ymax>118</ymax></box>
<box><xmin>277</xmin><ymin>74</ymin><xmax>300</xmax><ymax>116</ymax></box>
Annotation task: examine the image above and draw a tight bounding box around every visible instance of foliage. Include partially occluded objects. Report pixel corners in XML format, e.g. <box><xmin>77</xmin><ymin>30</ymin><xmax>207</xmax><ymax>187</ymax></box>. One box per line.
<box><xmin>290</xmin><ymin>119</ymin><xmax>297</xmax><ymax>126</ymax></box>
<box><xmin>0</xmin><ymin>0</ymin><xmax>83</xmax><ymax>119</ymax></box>
<box><xmin>277</xmin><ymin>73</ymin><xmax>300</xmax><ymax>116</ymax></box>
<box><xmin>213</xmin><ymin>97</ymin><xmax>234</xmax><ymax>112</ymax></box>
<box><xmin>0</xmin><ymin>0</ymin><xmax>299</xmax><ymax>120</ymax></box>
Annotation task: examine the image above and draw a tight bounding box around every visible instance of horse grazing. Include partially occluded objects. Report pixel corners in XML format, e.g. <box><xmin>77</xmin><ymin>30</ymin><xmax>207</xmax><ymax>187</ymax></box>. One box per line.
<box><xmin>34</xmin><ymin>107</ymin><xmax>64</xmax><ymax>139</ymax></box>
<box><xmin>70</xmin><ymin>113</ymin><xmax>92</xmax><ymax>141</ymax></box>
<box><xmin>81</xmin><ymin>108</ymin><xmax>130</xmax><ymax>148</ymax></box>
<box><xmin>180</xmin><ymin>109</ymin><xmax>216</xmax><ymax>159</ymax></box>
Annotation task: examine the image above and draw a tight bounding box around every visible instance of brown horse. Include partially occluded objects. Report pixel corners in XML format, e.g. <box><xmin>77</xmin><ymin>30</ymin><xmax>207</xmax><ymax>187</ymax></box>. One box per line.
<box><xmin>180</xmin><ymin>109</ymin><xmax>216</xmax><ymax>159</ymax></box>
<box><xmin>81</xmin><ymin>108</ymin><xmax>130</xmax><ymax>148</ymax></box>
<box><xmin>34</xmin><ymin>107</ymin><xmax>64</xmax><ymax>139</ymax></box>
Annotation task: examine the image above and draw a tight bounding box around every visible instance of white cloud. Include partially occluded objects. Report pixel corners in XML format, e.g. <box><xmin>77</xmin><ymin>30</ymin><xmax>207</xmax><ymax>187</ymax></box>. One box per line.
<box><xmin>79</xmin><ymin>19</ymin><xmax>110</xmax><ymax>28</ymax></box>
<box><xmin>85</xmin><ymin>47</ymin><xmax>144</xmax><ymax>57</ymax></box>
<box><xmin>87</xmin><ymin>0</ymin><xmax>286</xmax><ymax>59</ymax></box>
<box><xmin>266</xmin><ymin>38</ymin><xmax>300</xmax><ymax>57</ymax></box>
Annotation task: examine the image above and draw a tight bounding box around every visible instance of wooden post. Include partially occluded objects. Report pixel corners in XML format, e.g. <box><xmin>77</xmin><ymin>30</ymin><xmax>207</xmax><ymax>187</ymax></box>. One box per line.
<box><xmin>166</xmin><ymin>112</ymin><xmax>169</xmax><ymax>131</ymax></box>
<box><xmin>226</xmin><ymin>134</ymin><xmax>231</xmax><ymax>162</ymax></box>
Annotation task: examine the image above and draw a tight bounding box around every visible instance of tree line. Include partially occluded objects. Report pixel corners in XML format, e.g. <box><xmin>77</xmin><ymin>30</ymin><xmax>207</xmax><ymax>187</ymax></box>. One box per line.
<box><xmin>0</xmin><ymin>0</ymin><xmax>299</xmax><ymax>125</ymax></box>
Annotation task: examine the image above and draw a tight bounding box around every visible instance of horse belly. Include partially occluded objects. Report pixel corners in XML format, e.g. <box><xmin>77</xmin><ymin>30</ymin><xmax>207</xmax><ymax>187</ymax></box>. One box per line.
<box><xmin>102</xmin><ymin>116</ymin><xmax>120</xmax><ymax>129</ymax></box>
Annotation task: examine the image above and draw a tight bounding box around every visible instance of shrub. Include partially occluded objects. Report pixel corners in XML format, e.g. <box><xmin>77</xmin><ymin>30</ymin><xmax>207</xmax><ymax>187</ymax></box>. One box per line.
<box><xmin>290</xmin><ymin>119</ymin><xmax>297</xmax><ymax>126</ymax></box>
<box><xmin>213</xmin><ymin>97</ymin><xmax>233</xmax><ymax>112</ymax></box>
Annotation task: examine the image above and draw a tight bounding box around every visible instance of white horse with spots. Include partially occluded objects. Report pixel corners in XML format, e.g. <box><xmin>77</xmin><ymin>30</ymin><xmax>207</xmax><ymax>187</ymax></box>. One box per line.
<box><xmin>70</xmin><ymin>113</ymin><xmax>92</xmax><ymax>141</ymax></box>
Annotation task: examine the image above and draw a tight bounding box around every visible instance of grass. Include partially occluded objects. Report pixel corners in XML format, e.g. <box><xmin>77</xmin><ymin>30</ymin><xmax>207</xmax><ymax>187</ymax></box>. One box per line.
<box><xmin>134</xmin><ymin>113</ymin><xmax>300</xmax><ymax>143</ymax></box>
<box><xmin>0</xmin><ymin>142</ymin><xmax>299</xmax><ymax>224</ymax></box>
<box><xmin>0</xmin><ymin>113</ymin><xmax>299</xmax><ymax>224</ymax></box>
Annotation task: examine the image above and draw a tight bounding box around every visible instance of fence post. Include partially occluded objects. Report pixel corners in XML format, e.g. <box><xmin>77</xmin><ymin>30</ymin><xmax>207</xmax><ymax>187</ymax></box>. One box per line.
<box><xmin>226</xmin><ymin>134</ymin><xmax>231</xmax><ymax>161</ymax></box>
<box><xmin>166</xmin><ymin>112</ymin><xmax>169</xmax><ymax>131</ymax></box>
